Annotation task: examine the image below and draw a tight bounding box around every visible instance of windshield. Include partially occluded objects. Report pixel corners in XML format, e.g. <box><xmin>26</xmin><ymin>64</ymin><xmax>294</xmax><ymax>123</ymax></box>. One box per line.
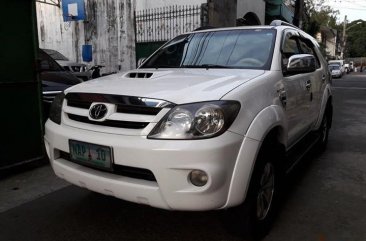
<box><xmin>329</xmin><ymin>64</ymin><xmax>341</xmax><ymax>70</ymax></box>
<box><xmin>140</xmin><ymin>29</ymin><xmax>276</xmax><ymax>70</ymax></box>
<box><xmin>42</xmin><ymin>49</ymin><xmax>69</xmax><ymax>61</ymax></box>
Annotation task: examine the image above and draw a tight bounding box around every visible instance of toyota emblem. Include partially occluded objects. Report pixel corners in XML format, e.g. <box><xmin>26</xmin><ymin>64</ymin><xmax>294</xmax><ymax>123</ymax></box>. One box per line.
<box><xmin>89</xmin><ymin>104</ymin><xmax>108</xmax><ymax>120</ymax></box>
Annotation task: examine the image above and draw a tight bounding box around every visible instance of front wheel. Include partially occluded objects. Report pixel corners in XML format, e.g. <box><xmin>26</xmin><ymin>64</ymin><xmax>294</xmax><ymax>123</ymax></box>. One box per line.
<box><xmin>317</xmin><ymin>110</ymin><xmax>331</xmax><ymax>151</ymax></box>
<box><xmin>231</xmin><ymin>144</ymin><xmax>283</xmax><ymax>240</ymax></box>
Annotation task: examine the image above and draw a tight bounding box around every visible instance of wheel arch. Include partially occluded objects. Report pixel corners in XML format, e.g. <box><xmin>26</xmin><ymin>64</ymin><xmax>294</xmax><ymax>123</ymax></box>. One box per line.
<box><xmin>314</xmin><ymin>84</ymin><xmax>333</xmax><ymax>130</ymax></box>
<box><xmin>224</xmin><ymin>105</ymin><xmax>287</xmax><ymax>208</ymax></box>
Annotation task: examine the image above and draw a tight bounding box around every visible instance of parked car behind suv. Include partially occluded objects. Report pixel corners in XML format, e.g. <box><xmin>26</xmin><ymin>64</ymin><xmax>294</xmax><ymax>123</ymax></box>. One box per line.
<box><xmin>329</xmin><ymin>63</ymin><xmax>342</xmax><ymax>78</ymax></box>
<box><xmin>38</xmin><ymin>49</ymin><xmax>82</xmax><ymax>121</ymax></box>
<box><xmin>42</xmin><ymin>48</ymin><xmax>91</xmax><ymax>81</ymax></box>
<box><xmin>44</xmin><ymin>20</ymin><xmax>332</xmax><ymax>239</ymax></box>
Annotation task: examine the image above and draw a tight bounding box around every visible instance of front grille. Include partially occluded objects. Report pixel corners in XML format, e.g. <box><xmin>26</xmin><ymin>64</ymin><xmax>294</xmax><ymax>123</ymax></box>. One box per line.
<box><xmin>59</xmin><ymin>151</ymin><xmax>156</xmax><ymax>182</ymax></box>
<box><xmin>67</xmin><ymin>100</ymin><xmax>161</xmax><ymax>115</ymax></box>
<box><xmin>63</xmin><ymin>93</ymin><xmax>174</xmax><ymax>129</ymax></box>
<box><xmin>67</xmin><ymin>99</ymin><xmax>91</xmax><ymax>109</ymax></box>
<box><xmin>116</xmin><ymin>105</ymin><xmax>161</xmax><ymax>115</ymax></box>
<box><xmin>68</xmin><ymin>114</ymin><xmax>149</xmax><ymax>129</ymax></box>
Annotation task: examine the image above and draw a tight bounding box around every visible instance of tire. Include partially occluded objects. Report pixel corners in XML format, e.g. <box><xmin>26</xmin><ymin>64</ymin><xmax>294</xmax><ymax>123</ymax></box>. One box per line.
<box><xmin>229</xmin><ymin>143</ymin><xmax>283</xmax><ymax>240</ymax></box>
<box><xmin>317</xmin><ymin>109</ymin><xmax>331</xmax><ymax>151</ymax></box>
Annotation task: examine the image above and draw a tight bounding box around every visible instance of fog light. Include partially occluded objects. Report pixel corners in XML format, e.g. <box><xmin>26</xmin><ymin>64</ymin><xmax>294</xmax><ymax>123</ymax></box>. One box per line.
<box><xmin>189</xmin><ymin>170</ymin><xmax>208</xmax><ymax>187</ymax></box>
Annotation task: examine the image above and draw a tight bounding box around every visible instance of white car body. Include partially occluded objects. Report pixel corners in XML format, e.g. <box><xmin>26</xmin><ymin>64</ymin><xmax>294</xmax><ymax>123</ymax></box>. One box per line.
<box><xmin>44</xmin><ymin>23</ymin><xmax>332</xmax><ymax>211</ymax></box>
<box><xmin>328</xmin><ymin>60</ymin><xmax>345</xmax><ymax>74</ymax></box>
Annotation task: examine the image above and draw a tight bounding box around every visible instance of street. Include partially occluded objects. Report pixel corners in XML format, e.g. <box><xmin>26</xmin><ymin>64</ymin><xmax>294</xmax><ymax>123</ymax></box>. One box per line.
<box><xmin>1</xmin><ymin>72</ymin><xmax>366</xmax><ymax>241</ymax></box>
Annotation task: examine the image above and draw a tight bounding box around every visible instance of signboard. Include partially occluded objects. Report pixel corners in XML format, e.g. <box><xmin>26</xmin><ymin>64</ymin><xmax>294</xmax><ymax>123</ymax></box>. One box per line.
<box><xmin>62</xmin><ymin>0</ymin><xmax>85</xmax><ymax>21</ymax></box>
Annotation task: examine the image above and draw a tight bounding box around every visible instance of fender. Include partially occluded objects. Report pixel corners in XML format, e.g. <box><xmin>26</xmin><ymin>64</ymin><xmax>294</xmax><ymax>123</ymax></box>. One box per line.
<box><xmin>224</xmin><ymin>105</ymin><xmax>287</xmax><ymax>208</ymax></box>
<box><xmin>314</xmin><ymin>83</ymin><xmax>332</xmax><ymax>130</ymax></box>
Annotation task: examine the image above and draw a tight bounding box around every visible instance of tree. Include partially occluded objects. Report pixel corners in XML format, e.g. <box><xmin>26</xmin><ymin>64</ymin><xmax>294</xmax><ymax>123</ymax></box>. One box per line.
<box><xmin>345</xmin><ymin>20</ymin><xmax>366</xmax><ymax>57</ymax></box>
<box><xmin>303</xmin><ymin>0</ymin><xmax>340</xmax><ymax>36</ymax></box>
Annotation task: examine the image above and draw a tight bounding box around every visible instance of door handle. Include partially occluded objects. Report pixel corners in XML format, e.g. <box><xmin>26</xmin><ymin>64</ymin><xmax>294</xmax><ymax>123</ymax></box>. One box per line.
<box><xmin>279</xmin><ymin>90</ymin><xmax>287</xmax><ymax>107</ymax></box>
<box><xmin>305</xmin><ymin>80</ymin><xmax>311</xmax><ymax>91</ymax></box>
<box><xmin>322</xmin><ymin>75</ymin><xmax>326</xmax><ymax>82</ymax></box>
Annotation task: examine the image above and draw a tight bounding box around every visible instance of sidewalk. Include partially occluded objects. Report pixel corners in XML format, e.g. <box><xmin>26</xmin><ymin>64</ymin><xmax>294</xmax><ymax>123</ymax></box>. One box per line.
<box><xmin>0</xmin><ymin>163</ymin><xmax>69</xmax><ymax>213</ymax></box>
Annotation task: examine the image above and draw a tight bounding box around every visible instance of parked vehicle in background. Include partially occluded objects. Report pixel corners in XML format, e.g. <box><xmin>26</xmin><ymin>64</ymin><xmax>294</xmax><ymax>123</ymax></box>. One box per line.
<box><xmin>329</xmin><ymin>63</ymin><xmax>343</xmax><ymax>78</ymax></box>
<box><xmin>349</xmin><ymin>61</ymin><xmax>354</xmax><ymax>72</ymax></box>
<box><xmin>344</xmin><ymin>63</ymin><xmax>350</xmax><ymax>73</ymax></box>
<box><xmin>42</xmin><ymin>48</ymin><xmax>92</xmax><ymax>81</ymax></box>
<box><xmin>328</xmin><ymin>60</ymin><xmax>345</xmax><ymax>75</ymax></box>
<box><xmin>44</xmin><ymin>21</ymin><xmax>332</xmax><ymax>239</ymax></box>
<box><xmin>38</xmin><ymin>49</ymin><xmax>82</xmax><ymax>122</ymax></box>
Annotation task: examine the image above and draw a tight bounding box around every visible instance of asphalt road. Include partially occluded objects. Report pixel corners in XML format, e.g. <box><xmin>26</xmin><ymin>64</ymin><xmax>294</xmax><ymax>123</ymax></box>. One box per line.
<box><xmin>1</xmin><ymin>72</ymin><xmax>365</xmax><ymax>241</ymax></box>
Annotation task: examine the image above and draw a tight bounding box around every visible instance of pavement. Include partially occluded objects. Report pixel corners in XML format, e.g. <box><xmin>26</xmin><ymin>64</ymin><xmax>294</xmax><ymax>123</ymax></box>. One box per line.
<box><xmin>0</xmin><ymin>163</ymin><xmax>69</xmax><ymax>213</ymax></box>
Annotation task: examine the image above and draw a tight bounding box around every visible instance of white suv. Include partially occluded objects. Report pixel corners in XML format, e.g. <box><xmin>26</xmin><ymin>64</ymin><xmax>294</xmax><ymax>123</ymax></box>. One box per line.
<box><xmin>44</xmin><ymin>20</ymin><xmax>332</xmax><ymax>237</ymax></box>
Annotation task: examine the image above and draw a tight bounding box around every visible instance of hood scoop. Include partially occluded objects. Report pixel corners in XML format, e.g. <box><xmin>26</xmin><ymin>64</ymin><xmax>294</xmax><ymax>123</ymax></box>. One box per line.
<box><xmin>127</xmin><ymin>72</ymin><xmax>153</xmax><ymax>78</ymax></box>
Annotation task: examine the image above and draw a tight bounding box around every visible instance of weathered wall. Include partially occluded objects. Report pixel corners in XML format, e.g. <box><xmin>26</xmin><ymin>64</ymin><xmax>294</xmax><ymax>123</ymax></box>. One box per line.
<box><xmin>137</xmin><ymin>0</ymin><xmax>265</xmax><ymax>27</ymax></box>
<box><xmin>237</xmin><ymin>0</ymin><xmax>265</xmax><ymax>24</ymax></box>
<box><xmin>36</xmin><ymin>0</ymin><xmax>136</xmax><ymax>74</ymax></box>
<box><xmin>206</xmin><ymin>0</ymin><xmax>237</xmax><ymax>27</ymax></box>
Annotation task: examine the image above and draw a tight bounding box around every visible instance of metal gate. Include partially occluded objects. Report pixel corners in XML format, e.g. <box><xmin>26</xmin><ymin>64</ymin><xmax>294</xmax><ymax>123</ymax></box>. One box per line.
<box><xmin>135</xmin><ymin>4</ymin><xmax>206</xmax><ymax>62</ymax></box>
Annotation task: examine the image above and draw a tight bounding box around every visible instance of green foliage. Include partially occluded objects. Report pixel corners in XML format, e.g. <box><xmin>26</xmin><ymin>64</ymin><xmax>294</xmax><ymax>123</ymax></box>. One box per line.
<box><xmin>303</xmin><ymin>0</ymin><xmax>340</xmax><ymax>36</ymax></box>
<box><xmin>345</xmin><ymin>21</ymin><xmax>366</xmax><ymax>57</ymax></box>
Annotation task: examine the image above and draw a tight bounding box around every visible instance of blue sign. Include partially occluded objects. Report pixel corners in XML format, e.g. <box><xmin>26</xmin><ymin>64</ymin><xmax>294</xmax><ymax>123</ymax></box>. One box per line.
<box><xmin>82</xmin><ymin>45</ymin><xmax>93</xmax><ymax>62</ymax></box>
<box><xmin>62</xmin><ymin>0</ymin><xmax>86</xmax><ymax>22</ymax></box>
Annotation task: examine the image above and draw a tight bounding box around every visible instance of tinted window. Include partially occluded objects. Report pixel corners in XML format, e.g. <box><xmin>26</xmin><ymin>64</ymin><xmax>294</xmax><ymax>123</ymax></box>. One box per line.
<box><xmin>141</xmin><ymin>29</ymin><xmax>276</xmax><ymax>70</ymax></box>
<box><xmin>42</xmin><ymin>49</ymin><xmax>69</xmax><ymax>61</ymax></box>
<box><xmin>38</xmin><ymin>49</ymin><xmax>64</xmax><ymax>72</ymax></box>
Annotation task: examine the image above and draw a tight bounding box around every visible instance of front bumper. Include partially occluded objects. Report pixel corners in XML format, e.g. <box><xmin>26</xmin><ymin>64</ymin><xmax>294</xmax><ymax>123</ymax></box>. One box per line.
<box><xmin>44</xmin><ymin>120</ymin><xmax>244</xmax><ymax>210</ymax></box>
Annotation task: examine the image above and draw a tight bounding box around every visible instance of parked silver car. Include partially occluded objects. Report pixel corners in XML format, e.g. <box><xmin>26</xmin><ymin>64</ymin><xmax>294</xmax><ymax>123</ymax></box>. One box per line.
<box><xmin>42</xmin><ymin>48</ymin><xmax>91</xmax><ymax>81</ymax></box>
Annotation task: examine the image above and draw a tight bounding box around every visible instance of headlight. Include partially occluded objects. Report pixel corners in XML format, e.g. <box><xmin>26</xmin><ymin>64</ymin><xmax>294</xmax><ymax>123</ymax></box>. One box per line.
<box><xmin>148</xmin><ymin>101</ymin><xmax>240</xmax><ymax>140</ymax></box>
<box><xmin>49</xmin><ymin>92</ymin><xmax>65</xmax><ymax>125</ymax></box>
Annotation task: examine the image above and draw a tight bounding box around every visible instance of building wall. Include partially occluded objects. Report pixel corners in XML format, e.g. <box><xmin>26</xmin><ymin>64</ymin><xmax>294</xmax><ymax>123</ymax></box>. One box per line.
<box><xmin>137</xmin><ymin>0</ymin><xmax>264</xmax><ymax>26</ymax></box>
<box><xmin>36</xmin><ymin>0</ymin><xmax>136</xmax><ymax>74</ymax></box>
<box><xmin>237</xmin><ymin>0</ymin><xmax>265</xmax><ymax>24</ymax></box>
<box><xmin>316</xmin><ymin>28</ymin><xmax>337</xmax><ymax>59</ymax></box>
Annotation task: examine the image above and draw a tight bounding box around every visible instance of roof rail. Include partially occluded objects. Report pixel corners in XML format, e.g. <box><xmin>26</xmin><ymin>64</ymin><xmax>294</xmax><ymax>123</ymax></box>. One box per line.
<box><xmin>270</xmin><ymin>20</ymin><xmax>299</xmax><ymax>29</ymax></box>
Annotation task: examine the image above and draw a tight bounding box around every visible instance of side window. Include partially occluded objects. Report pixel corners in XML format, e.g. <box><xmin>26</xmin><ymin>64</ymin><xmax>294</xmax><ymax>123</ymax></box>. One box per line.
<box><xmin>38</xmin><ymin>50</ymin><xmax>63</xmax><ymax>72</ymax></box>
<box><xmin>281</xmin><ymin>31</ymin><xmax>301</xmax><ymax>68</ymax></box>
<box><xmin>298</xmin><ymin>38</ymin><xmax>321</xmax><ymax>69</ymax></box>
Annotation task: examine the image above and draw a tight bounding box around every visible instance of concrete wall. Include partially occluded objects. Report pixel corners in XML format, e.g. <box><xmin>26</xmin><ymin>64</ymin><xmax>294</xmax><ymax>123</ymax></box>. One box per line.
<box><xmin>36</xmin><ymin>0</ymin><xmax>136</xmax><ymax>74</ymax></box>
<box><xmin>137</xmin><ymin>0</ymin><xmax>265</xmax><ymax>27</ymax></box>
<box><xmin>208</xmin><ymin>0</ymin><xmax>237</xmax><ymax>27</ymax></box>
<box><xmin>237</xmin><ymin>0</ymin><xmax>265</xmax><ymax>25</ymax></box>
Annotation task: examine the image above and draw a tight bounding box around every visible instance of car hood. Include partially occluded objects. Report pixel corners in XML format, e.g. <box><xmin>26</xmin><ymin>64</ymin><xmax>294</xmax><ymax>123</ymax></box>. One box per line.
<box><xmin>66</xmin><ymin>69</ymin><xmax>265</xmax><ymax>104</ymax></box>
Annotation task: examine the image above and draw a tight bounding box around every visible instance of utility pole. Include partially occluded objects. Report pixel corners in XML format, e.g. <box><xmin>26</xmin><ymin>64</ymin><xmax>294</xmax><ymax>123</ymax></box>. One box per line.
<box><xmin>293</xmin><ymin>0</ymin><xmax>304</xmax><ymax>28</ymax></box>
<box><xmin>341</xmin><ymin>15</ymin><xmax>347</xmax><ymax>59</ymax></box>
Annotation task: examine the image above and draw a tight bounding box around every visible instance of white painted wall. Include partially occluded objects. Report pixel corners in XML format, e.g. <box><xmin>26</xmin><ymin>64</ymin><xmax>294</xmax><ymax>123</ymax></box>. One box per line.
<box><xmin>36</xmin><ymin>0</ymin><xmax>136</xmax><ymax>74</ymax></box>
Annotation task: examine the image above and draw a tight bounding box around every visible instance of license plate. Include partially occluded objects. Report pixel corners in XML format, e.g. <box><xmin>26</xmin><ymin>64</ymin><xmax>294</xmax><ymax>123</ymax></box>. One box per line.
<box><xmin>69</xmin><ymin>140</ymin><xmax>113</xmax><ymax>170</ymax></box>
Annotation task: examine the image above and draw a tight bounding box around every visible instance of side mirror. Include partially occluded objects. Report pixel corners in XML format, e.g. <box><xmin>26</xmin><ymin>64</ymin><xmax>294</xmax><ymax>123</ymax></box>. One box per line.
<box><xmin>286</xmin><ymin>54</ymin><xmax>316</xmax><ymax>74</ymax></box>
<box><xmin>137</xmin><ymin>58</ymin><xmax>146</xmax><ymax>68</ymax></box>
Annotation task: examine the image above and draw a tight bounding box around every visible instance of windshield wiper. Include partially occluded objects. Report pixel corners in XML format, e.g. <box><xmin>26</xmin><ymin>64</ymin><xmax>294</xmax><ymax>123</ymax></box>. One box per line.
<box><xmin>182</xmin><ymin>64</ymin><xmax>230</xmax><ymax>69</ymax></box>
